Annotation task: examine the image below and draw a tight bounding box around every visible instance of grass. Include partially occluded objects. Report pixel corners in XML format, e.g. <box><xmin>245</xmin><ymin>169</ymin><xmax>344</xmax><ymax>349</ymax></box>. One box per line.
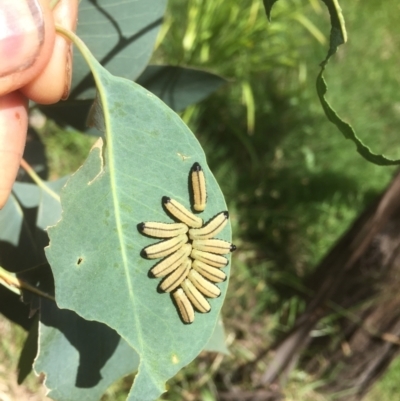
<box><xmin>31</xmin><ymin>117</ymin><xmax>97</xmax><ymax>180</ymax></box>
<box><xmin>365</xmin><ymin>357</ymin><xmax>400</xmax><ymax>401</ymax></box>
<box><xmin>2</xmin><ymin>0</ymin><xmax>400</xmax><ymax>400</ymax></box>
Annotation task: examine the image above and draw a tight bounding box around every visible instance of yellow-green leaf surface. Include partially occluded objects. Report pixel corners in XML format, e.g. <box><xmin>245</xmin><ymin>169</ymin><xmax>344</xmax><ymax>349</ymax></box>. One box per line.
<box><xmin>45</xmin><ymin>31</ymin><xmax>231</xmax><ymax>401</ymax></box>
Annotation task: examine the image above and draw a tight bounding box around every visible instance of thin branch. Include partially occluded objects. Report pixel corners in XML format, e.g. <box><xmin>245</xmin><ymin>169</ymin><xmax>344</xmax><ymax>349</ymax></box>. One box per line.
<box><xmin>0</xmin><ymin>266</ymin><xmax>55</xmax><ymax>301</ymax></box>
<box><xmin>19</xmin><ymin>159</ymin><xmax>60</xmax><ymax>202</ymax></box>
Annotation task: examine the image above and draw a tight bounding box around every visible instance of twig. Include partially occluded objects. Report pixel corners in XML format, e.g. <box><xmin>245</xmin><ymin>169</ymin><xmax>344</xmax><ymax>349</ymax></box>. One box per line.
<box><xmin>19</xmin><ymin>158</ymin><xmax>60</xmax><ymax>202</ymax></box>
<box><xmin>0</xmin><ymin>266</ymin><xmax>55</xmax><ymax>301</ymax></box>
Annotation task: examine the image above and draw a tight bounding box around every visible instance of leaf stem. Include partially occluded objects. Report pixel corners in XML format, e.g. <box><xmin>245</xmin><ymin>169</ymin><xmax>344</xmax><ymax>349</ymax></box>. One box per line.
<box><xmin>19</xmin><ymin>159</ymin><xmax>60</xmax><ymax>202</ymax></box>
<box><xmin>55</xmin><ymin>24</ymin><xmax>103</xmax><ymax>86</ymax></box>
<box><xmin>0</xmin><ymin>266</ymin><xmax>55</xmax><ymax>301</ymax></box>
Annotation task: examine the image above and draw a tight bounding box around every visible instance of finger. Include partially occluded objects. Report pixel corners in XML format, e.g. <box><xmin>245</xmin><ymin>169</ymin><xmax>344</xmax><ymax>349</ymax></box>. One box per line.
<box><xmin>0</xmin><ymin>92</ymin><xmax>28</xmax><ymax>209</ymax></box>
<box><xmin>21</xmin><ymin>0</ymin><xmax>79</xmax><ymax>104</ymax></box>
<box><xmin>0</xmin><ymin>0</ymin><xmax>55</xmax><ymax>96</ymax></box>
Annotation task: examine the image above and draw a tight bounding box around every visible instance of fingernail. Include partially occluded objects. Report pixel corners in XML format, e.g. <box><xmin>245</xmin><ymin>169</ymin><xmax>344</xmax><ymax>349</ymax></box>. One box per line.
<box><xmin>61</xmin><ymin>44</ymin><xmax>72</xmax><ymax>100</ymax></box>
<box><xmin>0</xmin><ymin>0</ymin><xmax>44</xmax><ymax>77</ymax></box>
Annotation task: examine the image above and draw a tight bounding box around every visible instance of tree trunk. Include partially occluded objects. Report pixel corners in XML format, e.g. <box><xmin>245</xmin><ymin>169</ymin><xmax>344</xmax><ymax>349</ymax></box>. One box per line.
<box><xmin>260</xmin><ymin>171</ymin><xmax>400</xmax><ymax>400</ymax></box>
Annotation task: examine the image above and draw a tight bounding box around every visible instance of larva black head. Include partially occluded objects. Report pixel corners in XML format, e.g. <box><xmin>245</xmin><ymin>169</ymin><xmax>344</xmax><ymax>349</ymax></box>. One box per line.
<box><xmin>137</xmin><ymin>222</ymin><xmax>146</xmax><ymax>232</ymax></box>
<box><xmin>156</xmin><ymin>283</ymin><xmax>165</xmax><ymax>294</ymax></box>
<box><xmin>147</xmin><ymin>269</ymin><xmax>156</xmax><ymax>279</ymax></box>
<box><xmin>162</xmin><ymin>196</ymin><xmax>171</xmax><ymax>204</ymax></box>
<box><xmin>191</xmin><ymin>162</ymin><xmax>202</xmax><ymax>172</ymax></box>
<box><xmin>230</xmin><ymin>244</ymin><xmax>237</xmax><ymax>252</ymax></box>
<box><xmin>140</xmin><ymin>248</ymin><xmax>149</xmax><ymax>258</ymax></box>
<box><xmin>223</xmin><ymin>211</ymin><xmax>229</xmax><ymax>219</ymax></box>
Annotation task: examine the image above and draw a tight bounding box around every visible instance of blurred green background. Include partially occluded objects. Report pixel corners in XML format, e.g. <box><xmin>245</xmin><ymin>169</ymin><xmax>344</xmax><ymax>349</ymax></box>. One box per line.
<box><xmin>153</xmin><ymin>0</ymin><xmax>400</xmax><ymax>399</ymax></box>
<box><xmin>3</xmin><ymin>0</ymin><xmax>400</xmax><ymax>400</ymax></box>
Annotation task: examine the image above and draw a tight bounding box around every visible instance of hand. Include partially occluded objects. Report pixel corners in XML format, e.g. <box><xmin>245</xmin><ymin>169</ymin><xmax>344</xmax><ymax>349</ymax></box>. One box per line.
<box><xmin>0</xmin><ymin>0</ymin><xmax>78</xmax><ymax>208</ymax></box>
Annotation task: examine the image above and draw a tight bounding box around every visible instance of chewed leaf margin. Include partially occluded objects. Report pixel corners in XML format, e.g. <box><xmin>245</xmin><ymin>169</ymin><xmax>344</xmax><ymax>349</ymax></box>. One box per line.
<box><xmin>263</xmin><ymin>0</ymin><xmax>400</xmax><ymax>166</ymax></box>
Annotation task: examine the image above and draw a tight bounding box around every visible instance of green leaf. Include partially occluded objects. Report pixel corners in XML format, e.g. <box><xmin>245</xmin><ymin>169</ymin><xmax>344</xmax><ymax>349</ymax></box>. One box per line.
<box><xmin>316</xmin><ymin>71</ymin><xmax>400</xmax><ymax>166</ymax></box>
<box><xmin>0</xmin><ymin>193</ymin><xmax>23</xmax><ymax>246</ymax></box>
<box><xmin>34</xmin><ymin>300</ymin><xmax>140</xmax><ymax>401</ymax></box>
<box><xmin>136</xmin><ymin>66</ymin><xmax>227</xmax><ymax>112</ymax></box>
<box><xmin>317</xmin><ymin>1</ymin><xmax>400</xmax><ymax>165</ymax></box>
<box><xmin>40</xmin><ymin>66</ymin><xmax>225</xmax><ymax>132</ymax></box>
<box><xmin>320</xmin><ymin>0</ymin><xmax>347</xmax><ymax>66</ymax></box>
<box><xmin>71</xmin><ymin>0</ymin><xmax>167</xmax><ymax>100</ymax></box>
<box><xmin>203</xmin><ymin>319</ymin><xmax>229</xmax><ymax>355</ymax></box>
<box><xmin>46</xmin><ymin>31</ymin><xmax>231</xmax><ymax>400</ymax></box>
<box><xmin>0</xmin><ymin>179</ymin><xmax>68</xmax><ymax>247</ymax></box>
<box><xmin>0</xmin><ymin>180</ymin><xmax>68</xmax><ymax>275</ymax></box>
<box><xmin>262</xmin><ymin>0</ymin><xmax>279</xmax><ymax>21</ymax></box>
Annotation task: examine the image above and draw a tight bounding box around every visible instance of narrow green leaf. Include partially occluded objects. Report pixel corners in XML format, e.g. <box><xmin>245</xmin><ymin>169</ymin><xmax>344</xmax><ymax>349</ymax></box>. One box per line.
<box><xmin>46</xmin><ymin>30</ymin><xmax>231</xmax><ymax>400</ymax></box>
<box><xmin>317</xmin><ymin>1</ymin><xmax>400</xmax><ymax>165</ymax></box>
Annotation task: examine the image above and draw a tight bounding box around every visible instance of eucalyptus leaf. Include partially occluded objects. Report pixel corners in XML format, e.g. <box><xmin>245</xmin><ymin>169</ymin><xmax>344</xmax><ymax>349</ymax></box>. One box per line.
<box><xmin>0</xmin><ymin>192</ymin><xmax>44</xmax><ymax>274</ymax></box>
<box><xmin>136</xmin><ymin>65</ymin><xmax>227</xmax><ymax>112</ymax></box>
<box><xmin>316</xmin><ymin>71</ymin><xmax>400</xmax><ymax>166</ymax></box>
<box><xmin>0</xmin><ymin>180</ymin><xmax>67</xmax><ymax>273</ymax></box>
<box><xmin>203</xmin><ymin>319</ymin><xmax>229</xmax><ymax>355</ymax></box>
<box><xmin>34</xmin><ymin>306</ymin><xmax>228</xmax><ymax>401</ymax></box>
<box><xmin>12</xmin><ymin>179</ymin><xmax>68</xmax><ymax>223</ymax></box>
<box><xmin>0</xmin><ymin>179</ymin><xmax>69</xmax><ymax>249</ymax></box>
<box><xmin>316</xmin><ymin>0</ymin><xmax>400</xmax><ymax>165</ymax></box>
<box><xmin>40</xmin><ymin>65</ymin><xmax>226</xmax><ymax>133</ymax></box>
<box><xmin>0</xmin><ymin>194</ymin><xmax>22</xmax><ymax>246</ymax></box>
<box><xmin>35</xmin><ymin>300</ymin><xmax>140</xmax><ymax>401</ymax></box>
<box><xmin>46</xmin><ymin>31</ymin><xmax>231</xmax><ymax>400</ymax></box>
<box><xmin>36</xmin><ymin>178</ymin><xmax>69</xmax><ymax>230</ymax></box>
<box><xmin>71</xmin><ymin>0</ymin><xmax>167</xmax><ymax>100</ymax></box>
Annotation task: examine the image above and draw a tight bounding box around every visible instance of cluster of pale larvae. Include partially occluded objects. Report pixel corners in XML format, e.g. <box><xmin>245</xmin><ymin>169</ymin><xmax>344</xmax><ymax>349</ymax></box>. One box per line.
<box><xmin>139</xmin><ymin>162</ymin><xmax>236</xmax><ymax>324</ymax></box>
